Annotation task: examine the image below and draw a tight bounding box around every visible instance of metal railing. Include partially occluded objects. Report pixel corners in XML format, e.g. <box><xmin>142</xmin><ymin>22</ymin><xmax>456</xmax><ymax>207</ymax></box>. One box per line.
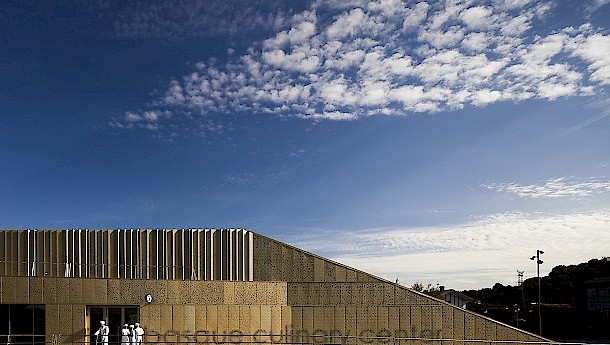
<box><xmin>0</xmin><ymin>260</ymin><xmax>226</xmax><ymax>280</ymax></box>
<box><xmin>2</xmin><ymin>333</ymin><xmax>602</xmax><ymax>345</ymax></box>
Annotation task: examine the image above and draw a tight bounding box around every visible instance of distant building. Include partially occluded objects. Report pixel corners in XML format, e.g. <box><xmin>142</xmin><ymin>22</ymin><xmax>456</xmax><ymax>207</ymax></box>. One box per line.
<box><xmin>1</xmin><ymin>229</ymin><xmax>549</xmax><ymax>345</ymax></box>
<box><xmin>586</xmin><ymin>277</ymin><xmax>610</xmax><ymax>312</ymax></box>
<box><xmin>428</xmin><ymin>286</ymin><xmax>476</xmax><ymax>309</ymax></box>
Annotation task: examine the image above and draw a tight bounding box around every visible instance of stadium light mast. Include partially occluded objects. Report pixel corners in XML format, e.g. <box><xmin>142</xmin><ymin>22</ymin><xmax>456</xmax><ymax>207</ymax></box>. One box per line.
<box><xmin>530</xmin><ymin>250</ymin><xmax>544</xmax><ymax>336</ymax></box>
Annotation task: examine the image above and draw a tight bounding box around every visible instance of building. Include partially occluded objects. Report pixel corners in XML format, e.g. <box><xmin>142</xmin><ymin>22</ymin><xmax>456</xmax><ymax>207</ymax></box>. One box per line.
<box><xmin>0</xmin><ymin>229</ymin><xmax>550</xmax><ymax>345</ymax></box>
<box><xmin>586</xmin><ymin>277</ymin><xmax>610</xmax><ymax>313</ymax></box>
<box><xmin>427</xmin><ymin>287</ymin><xmax>476</xmax><ymax>309</ymax></box>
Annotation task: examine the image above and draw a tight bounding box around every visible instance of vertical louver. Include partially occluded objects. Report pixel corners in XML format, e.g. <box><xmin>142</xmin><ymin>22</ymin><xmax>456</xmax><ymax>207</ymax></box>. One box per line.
<box><xmin>0</xmin><ymin>229</ymin><xmax>254</xmax><ymax>281</ymax></box>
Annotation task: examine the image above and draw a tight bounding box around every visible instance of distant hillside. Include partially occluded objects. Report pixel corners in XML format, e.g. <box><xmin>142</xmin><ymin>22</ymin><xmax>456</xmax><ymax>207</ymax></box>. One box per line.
<box><xmin>460</xmin><ymin>257</ymin><xmax>610</xmax><ymax>341</ymax></box>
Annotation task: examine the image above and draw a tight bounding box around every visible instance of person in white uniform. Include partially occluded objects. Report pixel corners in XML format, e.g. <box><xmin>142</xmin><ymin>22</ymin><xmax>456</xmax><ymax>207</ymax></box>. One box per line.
<box><xmin>129</xmin><ymin>325</ymin><xmax>136</xmax><ymax>345</ymax></box>
<box><xmin>94</xmin><ymin>321</ymin><xmax>109</xmax><ymax>345</ymax></box>
<box><xmin>134</xmin><ymin>323</ymin><xmax>144</xmax><ymax>345</ymax></box>
<box><xmin>121</xmin><ymin>324</ymin><xmax>131</xmax><ymax>345</ymax></box>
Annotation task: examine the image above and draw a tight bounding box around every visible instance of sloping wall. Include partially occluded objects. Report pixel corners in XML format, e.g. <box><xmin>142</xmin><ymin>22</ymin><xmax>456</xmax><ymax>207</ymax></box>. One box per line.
<box><xmin>252</xmin><ymin>233</ymin><xmax>383</xmax><ymax>283</ymax></box>
<box><xmin>252</xmin><ymin>233</ymin><xmax>549</xmax><ymax>344</ymax></box>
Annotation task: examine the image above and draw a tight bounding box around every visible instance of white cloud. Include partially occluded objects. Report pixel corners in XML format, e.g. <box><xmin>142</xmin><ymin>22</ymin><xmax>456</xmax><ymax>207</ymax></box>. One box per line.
<box><xmin>568</xmin><ymin>33</ymin><xmax>610</xmax><ymax>85</ymax></box>
<box><xmin>402</xmin><ymin>2</ymin><xmax>430</xmax><ymax>31</ymax></box>
<box><xmin>326</xmin><ymin>8</ymin><xmax>368</xmax><ymax>39</ymax></box>
<box><xmin>493</xmin><ymin>0</ymin><xmax>533</xmax><ymax>11</ymax></box>
<box><xmin>461</xmin><ymin>32</ymin><xmax>489</xmax><ymax>52</ymax></box>
<box><xmin>324</xmin><ymin>48</ymin><xmax>366</xmax><ymax>69</ymax></box>
<box><xmin>367</xmin><ymin>0</ymin><xmax>407</xmax><ymax>17</ymax></box>
<box><xmin>471</xmin><ymin>89</ymin><xmax>502</xmax><ymax>106</ymax></box>
<box><xmin>293</xmin><ymin>210</ymin><xmax>610</xmax><ymax>290</ymax></box>
<box><xmin>418</xmin><ymin>25</ymin><xmax>465</xmax><ymax>49</ymax></box>
<box><xmin>500</xmin><ymin>13</ymin><xmax>532</xmax><ymax>36</ymax></box>
<box><xmin>264</xmin><ymin>11</ymin><xmax>317</xmax><ymax>49</ymax></box>
<box><xmin>262</xmin><ymin>49</ymin><xmax>321</xmax><ymax>72</ymax></box>
<box><xmin>459</xmin><ymin>6</ymin><xmax>495</xmax><ymax>30</ymax></box>
<box><xmin>121</xmin><ymin>0</ymin><xmax>610</xmax><ymax>127</ymax></box>
<box><xmin>585</xmin><ymin>0</ymin><xmax>610</xmax><ymax>15</ymax></box>
<box><xmin>537</xmin><ymin>81</ymin><xmax>576</xmax><ymax>100</ymax></box>
<box><xmin>427</xmin><ymin>1</ymin><xmax>465</xmax><ymax>30</ymax></box>
<box><xmin>125</xmin><ymin>112</ymin><xmax>143</xmax><ymax>123</ymax></box>
<box><xmin>308</xmin><ymin>111</ymin><xmax>358</xmax><ymax>121</ymax></box>
<box><xmin>520</xmin><ymin>33</ymin><xmax>566</xmax><ymax>64</ymax></box>
<box><xmin>117</xmin><ymin>110</ymin><xmax>172</xmax><ymax>130</ymax></box>
<box><xmin>484</xmin><ymin>177</ymin><xmax>610</xmax><ymax>199</ymax></box>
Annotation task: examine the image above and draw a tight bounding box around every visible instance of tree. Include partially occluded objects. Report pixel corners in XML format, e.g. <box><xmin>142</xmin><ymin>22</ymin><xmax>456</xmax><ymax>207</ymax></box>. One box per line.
<box><xmin>411</xmin><ymin>282</ymin><xmax>441</xmax><ymax>292</ymax></box>
<box><xmin>411</xmin><ymin>282</ymin><xmax>424</xmax><ymax>292</ymax></box>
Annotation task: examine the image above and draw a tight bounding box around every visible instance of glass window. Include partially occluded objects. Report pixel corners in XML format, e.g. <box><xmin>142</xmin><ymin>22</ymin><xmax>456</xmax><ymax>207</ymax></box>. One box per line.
<box><xmin>11</xmin><ymin>305</ymin><xmax>34</xmax><ymax>334</ymax></box>
<box><xmin>33</xmin><ymin>306</ymin><xmax>45</xmax><ymax>335</ymax></box>
<box><xmin>89</xmin><ymin>307</ymin><xmax>104</xmax><ymax>345</ymax></box>
<box><xmin>108</xmin><ymin>308</ymin><xmax>122</xmax><ymax>345</ymax></box>
<box><xmin>87</xmin><ymin>306</ymin><xmax>140</xmax><ymax>345</ymax></box>
<box><xmin>125</xmin><ymin>307</ymin><xmax>139</xmax><ymax>325</ymax></box>
<box><xmin>0</xmin><ymin>305</ymin><xmax>9</xmax><ymax>345</ymax></box>
<box><xmin>0</xmin><ymin>304</ymin><xmax>45</xmax><ymax>345</ymax></box>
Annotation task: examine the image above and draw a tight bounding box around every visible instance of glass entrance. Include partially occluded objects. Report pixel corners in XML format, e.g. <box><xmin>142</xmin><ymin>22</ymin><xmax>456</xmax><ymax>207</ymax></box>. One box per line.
<box><xmin>87</xmin><ymin>306</ymin><xmax>139</xmax><ymax>345</ymax></box>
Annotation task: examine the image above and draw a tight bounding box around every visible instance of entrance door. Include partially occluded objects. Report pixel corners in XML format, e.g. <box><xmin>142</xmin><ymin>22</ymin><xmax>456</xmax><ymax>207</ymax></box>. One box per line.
<box><xmin>108</xmin><ymin>308</ymin><xmax>122</xmax><ymax>345</ymax></box>
<box><xmin>87</xmin><ymin>306</ymin><xmax>140</xmax><ymax>345</ymax></box>
<box><xmin>89</xmin><ymin>307</ymin><xmax>104</xmax><ymax>345</ymax></box>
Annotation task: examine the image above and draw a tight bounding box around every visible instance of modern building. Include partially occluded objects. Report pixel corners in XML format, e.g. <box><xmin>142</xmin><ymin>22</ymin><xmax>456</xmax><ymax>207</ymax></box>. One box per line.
<box><xmin>0</xmin><ymin>229</ymin><xmax>550</xmax><ymax>345</ymax></box>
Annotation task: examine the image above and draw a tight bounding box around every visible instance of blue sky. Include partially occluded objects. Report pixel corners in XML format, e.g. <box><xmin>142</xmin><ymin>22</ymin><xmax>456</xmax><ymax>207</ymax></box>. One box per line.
<box><xmin>1</xmin><ymin>0</ymin><xmax>610</xmax><ymax>289</ymax></box>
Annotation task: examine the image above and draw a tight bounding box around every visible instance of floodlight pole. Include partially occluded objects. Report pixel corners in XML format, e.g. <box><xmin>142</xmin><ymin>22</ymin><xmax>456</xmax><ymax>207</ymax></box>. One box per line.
<box><xmin>530</xmin><ymin>250</ymin><xmax>544</xmax><ymax>336</ymax></box>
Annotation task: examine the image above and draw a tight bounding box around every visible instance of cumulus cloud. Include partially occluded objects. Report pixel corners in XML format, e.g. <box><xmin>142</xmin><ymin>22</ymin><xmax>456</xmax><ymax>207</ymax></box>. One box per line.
<box><xmin>292</xmin><ymin>210</ymin><xmax>610</xmax><ymax>289</ymax></box>
<box><xmin>483</xmin><ymin>177</ymin><xmax>610</xmax><ymax>199</ymax></box>
<box><xmin>110</xmin><ymin>110</ymin><xmax>172</xmax><ymax>130</ymax></box>
<box><xmin>459</xmin><ymin>6</ymin><xmax>495</xmax><ymax>30</ymax></box>
<box><xmin>120</xmin><ymin>0</ymin><xmax>610</xmax><ymax>127</ymax></box>
<box><xmin>567</xmin><ymin>31</ymin><xmax>610</xmax><ymax>85</ymax></box>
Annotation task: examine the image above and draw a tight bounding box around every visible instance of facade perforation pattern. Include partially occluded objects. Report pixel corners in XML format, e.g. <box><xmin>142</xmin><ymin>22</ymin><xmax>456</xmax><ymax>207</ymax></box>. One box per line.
<box><xmin>1</xmin><ymin>229</ymin><xmax>551</xmax><ymax>345</ymax></box>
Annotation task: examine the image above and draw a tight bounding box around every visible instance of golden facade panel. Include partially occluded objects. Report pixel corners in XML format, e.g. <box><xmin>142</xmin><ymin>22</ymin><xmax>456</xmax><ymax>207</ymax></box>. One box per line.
<box><xmin>475</xmin><ymin>316</ymin><xmax>487</xmax><ymax>341</ymax></box>
<box><xmin>72</xmin><ymin>304</ymin><xmax>86</xmax><ymax>337</ymax></box>
<box><xmin>1</xmin><ymin>229</ymin><xmax>550</xmax><ymax>345</ymax></box>
<box><xmin>453</xmin><ymin>308</ymin><xmax>465</xmax><ymax>340</ymax></box>
<box><xmin>486</xmin><ymin>320</ymin><xmax>498</xmax><ymax>340</ymax></box>
<box><xmin>249</xmin><ymin>305</ymin><xmax>261</xmax><ymax>333</ymax></box>
<box><xmin>465</xmin><ymin>312</ymin><xmax>477</xmax><ymax>344</ymax></box>
<box><xmin>172</xmin><ymin>304</ymin><xmax>185</xmax><ymax>332</ymax></box>
<box><xmin>259</xmin><ymin>305</ymin><xmax>272</xmax><ymax>333</ymax></box>
<box><xmin>442</xmin><ymin>305</ymin><xmax>454</xmax><ymax>340</ymax></box>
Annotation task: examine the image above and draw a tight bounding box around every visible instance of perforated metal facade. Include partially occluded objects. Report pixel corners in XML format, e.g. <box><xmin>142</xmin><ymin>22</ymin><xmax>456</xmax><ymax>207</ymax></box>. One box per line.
<box><xmin>0</xmin><ymin>229</ymin><xmax>551</xmax><ymax>345</ymax></box>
